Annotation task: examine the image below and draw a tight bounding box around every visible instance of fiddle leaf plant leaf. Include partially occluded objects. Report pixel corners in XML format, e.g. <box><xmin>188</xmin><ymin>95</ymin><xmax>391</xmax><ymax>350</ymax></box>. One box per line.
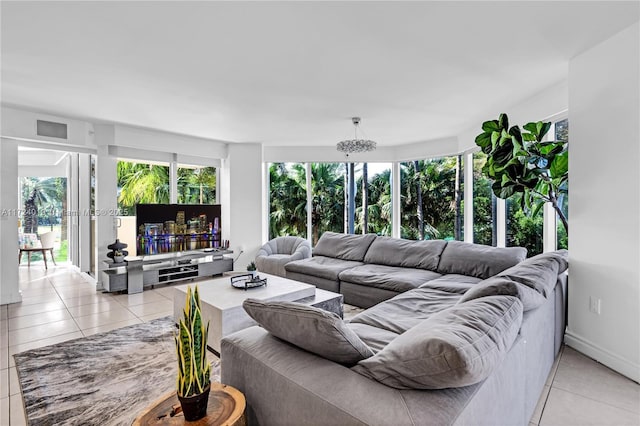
<box><xmin>476</xmin><ymin>113</ymin><xmax>569</xmax><ymax>233</ymax></box>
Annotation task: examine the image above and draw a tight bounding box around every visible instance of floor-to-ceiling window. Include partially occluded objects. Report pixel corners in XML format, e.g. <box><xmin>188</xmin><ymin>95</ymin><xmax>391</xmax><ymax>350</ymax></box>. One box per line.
<box><xmin>310</xmin><ymin>163</ymin><xmax>345</xmax><ymax>244</ymax></box>
<box><xmin>473</xmin><ymin>152</ymin><xmax>495</xmax><ymax>246</ymax></box>
<box><xmin>400</xmin><ymin>157</ymin><xmax>463</xmax><ymax>240</ymax></box>
<box><xmin>355</xmin><ymin>163</ymin><xmax>392</xmax><ymax>236</ymax></box>
<box><xmin>268</xmin><ymin>163</ymin><xmax>307</xmax><ymax>240</ymax></box>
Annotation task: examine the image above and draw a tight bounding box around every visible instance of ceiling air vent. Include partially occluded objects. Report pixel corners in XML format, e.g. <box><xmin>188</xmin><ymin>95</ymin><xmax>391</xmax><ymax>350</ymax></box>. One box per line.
<box><xmin>36</xmin><ymin>120</ymin><xmax>68</xmax><ymax>139</ymax></box>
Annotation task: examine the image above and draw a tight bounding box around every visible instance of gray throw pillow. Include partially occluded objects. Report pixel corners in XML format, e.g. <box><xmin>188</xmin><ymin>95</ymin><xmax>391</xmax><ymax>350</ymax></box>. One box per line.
<box><xmin>242</xmin><ymin>298</ymin><xmax>374</xmax><ymax>365</ymax></box>
<box><xmin>352</xmin><ymin>296</ymin><xmax>523</xmax><ymax>389</ymax></box>
<box><xmin>459</xmin><ymin>276</ymin><xmax>546</xmax><ymax>311</ymax></box>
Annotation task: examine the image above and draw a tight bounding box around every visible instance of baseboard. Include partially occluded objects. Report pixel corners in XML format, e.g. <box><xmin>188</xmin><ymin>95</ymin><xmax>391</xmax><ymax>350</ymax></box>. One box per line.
<box><xmin>564</xmin><ymin>329</ymin><xmax>640</xmax><ymax>383</ymax></box>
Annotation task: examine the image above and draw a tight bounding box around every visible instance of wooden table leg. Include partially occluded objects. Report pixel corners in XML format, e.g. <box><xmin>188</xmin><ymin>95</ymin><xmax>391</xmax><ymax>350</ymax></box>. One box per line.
<box><xmin>18</xmin><ymin>250</ymin><xmax>22</xmax><ymax>265</ymax></box>
<box><xmin>27</xmin><ymin>252</ymin><xmax>31</xmax><ymax>267</ymax></box>
<box><xmin>42</xmin><ymin>249</ymin><xmax>48</xmax><ymax>270</ymax></box>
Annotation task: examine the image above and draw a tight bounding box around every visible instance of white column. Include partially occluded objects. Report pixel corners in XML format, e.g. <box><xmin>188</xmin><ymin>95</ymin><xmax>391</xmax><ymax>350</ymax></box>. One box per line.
<box><xmin>69</xmin><ymin>153</ymin><xmax>80</xmax><ymax>266</ymax></box>
<box><xmin>496</xmin><ymin>198</ymin><xmax>507</xmax><ymax>247</ymax></box>
<box><xmin>169</xmin><ymin>156</ymin><xmax>178</xmax><ymax>204</ymax></box>
<box><xmin>464</xmin><ymin>151</ymin><xmax>474</xmax><ymax>243</ymax></box>
<box><xmin>78</xmin><ymin>153</ymin><xmax>92</xmax><ymax>272</ymax></box>
<box><xmin>262</xmin><ymin>162</ymin><xmax>270</xmax><ymax>244</ymax></box>
<box><xmin>220</xmin><ymin>143</ymin><xmax>263</xmax><ymax>270</ymax></box>
<box><xmin>391</xmin><ymin>162</ymin><xmax>401</xmax><ymax>238</ymax></box>
<box><xmin>0</xmin><ymin>139</ymin><xmax>21</xmax><ymax>304</ymax></box>
<box><xmin>543</xmin><ymin>202</ymin><xmax>557</xmax><ymax>252</ymax></box>
<box><xmin>94</xmin><ymin>125</ymin><xmax>118</xmax><ymax>290</ymax></box>
<box><xmin>306</xmin><ymin>162</ymin><xmax>312</xmax><ymax>244</ymax></box>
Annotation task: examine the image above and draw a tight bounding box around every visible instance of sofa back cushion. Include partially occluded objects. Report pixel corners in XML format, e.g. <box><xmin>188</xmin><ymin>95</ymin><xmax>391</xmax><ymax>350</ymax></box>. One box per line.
<box><xmin>242</xmin><ymin>298</ymin><xmax>374</xmax><ymax>365</ymax></box>
<box><xmin>459</xmin><ymin>276</ymin><xmax>546</xmax><ymax>311</ymax></box>
<box><xmin>363</xmin><ymin>237</ymin><xmax>447</xmax><ymax>270</ymax></box>
<box><xmin>437</xmin><ymin>241</ymin><xmax>527</xmax><ymax>279</ymax></box>
<box><xmin>313</xmin><ymin>232</ymin><xmax>377</xmax><ymax>262</ymax></box>
<box><xmin>459</xmin><ymin>250</ymin><xmax>569</xmax><ymax>310</ymax></box>
<box><xmin>352</xmin><ymin>295</ymin><xmax>523</xmax><ymax>389</ymax></box>
<box><xmin>496</xmin><ymin>250</ymin><xmax>568</xmax><ymax>298</ymax></box>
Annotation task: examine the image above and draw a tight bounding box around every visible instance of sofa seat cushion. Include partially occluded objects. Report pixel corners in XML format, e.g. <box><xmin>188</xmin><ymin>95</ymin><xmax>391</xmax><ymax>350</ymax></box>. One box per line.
<box><xmin>348</xmin><ymin>287</ymin><xmax>462</xmax><ymax>335</ymax></box>
<box><xmin>346</xmin><ymin>323</ymin><xmax>400</xmax><ymax>353</ymax></box>
<box><xmin>312</xmin><ymin>231</ymin><xmax>377</xmax><ymax>261</ymax></box>
<box><xmin>352</xmin><ymin>295</ymin><xmax>524</xmax><ymax>389</ymax></box>
<box><xmin>437</xmin><ymin>241</ymin><xmax>527</xmax><ymax>279</ymax></box>
<box><xmin>338</xmin><ymin>264</ymin><xmax>442</xmax><ymax>293</ymax></box>
<box><xmin>363</xmin><ymin>237</ymin><xmax>447</xmax><ymax>270</ymax></box>
<box><xmin>242</xmin><ymin>298</ymin><xmax>374</xmax><ymax>365</ymax></box>
<box><xmin>419</xmin><ymin>274</ymin><xmax>482</xmax><ymax>294</ymax></box>
<box><xmin>285</xmin><ymin>256</ymin><xmax>364</xmax><ymax>281</ymax></box>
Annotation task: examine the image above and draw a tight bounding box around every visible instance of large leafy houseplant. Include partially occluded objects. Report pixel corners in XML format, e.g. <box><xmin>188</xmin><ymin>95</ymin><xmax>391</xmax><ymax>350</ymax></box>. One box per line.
<box><xmin>475</xmin><ymin>113</ymin><xmax>568</xmax><ymax>232</ymax></box>
<box><xmin>175</xmin><ymin>285</ymin><xmax>212</xmax><ymax>421</ymax></box>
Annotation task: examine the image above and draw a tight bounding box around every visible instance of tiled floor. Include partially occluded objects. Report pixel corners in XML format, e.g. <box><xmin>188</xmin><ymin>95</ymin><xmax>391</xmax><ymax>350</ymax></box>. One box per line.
<box><xmin>1</xmin><ymin>265</ymin><xmax>639</xmax><ymax>425</ymax></box>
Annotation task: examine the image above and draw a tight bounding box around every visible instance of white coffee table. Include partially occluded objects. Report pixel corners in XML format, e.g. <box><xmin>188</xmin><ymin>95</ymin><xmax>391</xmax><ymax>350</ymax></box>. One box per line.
<box><xmin>173</xmin><ymin>273</ymin><xmax>343</xmax><ymax>353</ymax></box>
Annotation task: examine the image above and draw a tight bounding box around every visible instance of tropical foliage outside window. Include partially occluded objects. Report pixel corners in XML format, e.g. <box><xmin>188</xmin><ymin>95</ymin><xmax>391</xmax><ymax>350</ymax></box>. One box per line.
<box><xmin>354</xmin><ymin>164</ymin><xmax>392</xmax><ymax>236</ymax></box>
<box><xmin>400</xmin><ymin>157</ymin><xmax>463</xmax><ymax>241</ymax></box>
<box><xmin>473</xmin><ymin>152</ymin><xmax>494</xmax><ymax>246</ymax></box>
<box><xmin>19</xmin><ymin>176</ymin><xmax>68</xmax><ymax>262</ymax></box>
<box><xmin>507</xmin><ymin>196</ymin><xmax>543</xmax><ymax>256</ymax></box>
<box><xmin>117</xmin><ymin>160</ymin><xmax>170</xmax><ymax>215</ymax></box>
<box><xmin>555</xmin><ymin>118</ymin><xmax>569</xmax><ymax>250</ymax></box>
<box><xmin>178</xmin><ymin>166</ymin><xmax>216</xmax><ymax>204</ymax></box>
<box><xmin>268</xmin><ymin>163</ymin><xmax>307</xmax><ymax>239</ymax></box>
<box><xmin>311</xmin><ymin>163</ymin><xmax>345</xmax><ymax>244</ymax></box>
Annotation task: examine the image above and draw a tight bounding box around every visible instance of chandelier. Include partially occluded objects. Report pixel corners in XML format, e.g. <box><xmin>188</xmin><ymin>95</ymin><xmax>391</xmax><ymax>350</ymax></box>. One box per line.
<box><xmin>337</xmin><ymin>117</ymin><xmax>377</xmax><ymax>156</ymax></box>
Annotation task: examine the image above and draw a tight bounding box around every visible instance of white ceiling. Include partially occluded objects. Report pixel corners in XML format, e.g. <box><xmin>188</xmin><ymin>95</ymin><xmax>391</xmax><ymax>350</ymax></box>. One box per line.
<box><xmin>1</xmin><ymin>1</ymin><xmax>638</xmax><ymax>147</ymax></box>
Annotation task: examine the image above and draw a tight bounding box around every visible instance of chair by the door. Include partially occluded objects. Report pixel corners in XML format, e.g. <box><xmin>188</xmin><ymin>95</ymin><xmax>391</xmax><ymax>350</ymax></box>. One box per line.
<box><xmin>18</xmin><ymin>231</ymin><xmax>57</xmax><ymax>269</ymax></box>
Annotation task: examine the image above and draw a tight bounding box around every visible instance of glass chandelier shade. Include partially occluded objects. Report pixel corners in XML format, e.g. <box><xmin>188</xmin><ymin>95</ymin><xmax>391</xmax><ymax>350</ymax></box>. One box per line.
<box><xmin>337</xmin><ymin>117</ymin><xmax>377</xmax><ymax>155</ymax></box>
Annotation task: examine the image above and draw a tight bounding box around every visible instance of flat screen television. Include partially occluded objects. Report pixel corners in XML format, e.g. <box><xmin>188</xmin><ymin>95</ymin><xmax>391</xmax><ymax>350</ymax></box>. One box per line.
<box><xmin>135</xmin><ymin>204</ymin><xmax>221</xmax><ymax>255</ymax></box>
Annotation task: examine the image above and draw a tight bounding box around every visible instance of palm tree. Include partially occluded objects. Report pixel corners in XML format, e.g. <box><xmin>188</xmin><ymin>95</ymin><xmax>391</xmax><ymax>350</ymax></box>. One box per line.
<box><xmin>310</xmin><ymin>163</ymin><xmax>345</xmax><ymax>244</ymax></box>
<box><xmin>20</xmin><ymin>177</ymin><xmax>59</xmax><ymax>234</ymax></box>
<box><xmin>117</xmin><ymin>161</ymin><xmax>170</xmax><ymax>215</ymax></box>
<box><xmin>268</xmin><ymin>163</ymin><xmax>307</xmax><ymax>239</ymax></box>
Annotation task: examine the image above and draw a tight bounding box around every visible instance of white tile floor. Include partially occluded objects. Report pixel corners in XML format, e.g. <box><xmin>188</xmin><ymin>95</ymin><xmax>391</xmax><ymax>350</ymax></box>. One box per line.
<box><xmin>1</xmin><ymin>264</ymin><xmax>639</xmax><ymax>425</ymax></box>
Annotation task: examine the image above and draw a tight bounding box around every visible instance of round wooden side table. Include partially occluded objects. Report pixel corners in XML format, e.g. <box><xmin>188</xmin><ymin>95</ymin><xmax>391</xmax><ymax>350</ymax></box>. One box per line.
<box><xmin>132</xmin><ymin>383</ymin><xmax>246</xmax><ymax>426</ymax></box>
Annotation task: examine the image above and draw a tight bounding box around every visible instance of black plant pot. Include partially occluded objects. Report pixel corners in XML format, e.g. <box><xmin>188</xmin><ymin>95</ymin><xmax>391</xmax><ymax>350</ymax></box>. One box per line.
<box><xmin>178</xmin><ymin>384</ymin><xmax>211</xmax><ymax>421</ymax></box>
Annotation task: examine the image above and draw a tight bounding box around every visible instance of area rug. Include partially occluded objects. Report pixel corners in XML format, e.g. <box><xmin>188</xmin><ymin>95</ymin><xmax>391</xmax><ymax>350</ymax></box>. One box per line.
<box><xmin>13</xmin><ymin>317</ymin><xmax>221</xmax><ymax>426</ymax></box>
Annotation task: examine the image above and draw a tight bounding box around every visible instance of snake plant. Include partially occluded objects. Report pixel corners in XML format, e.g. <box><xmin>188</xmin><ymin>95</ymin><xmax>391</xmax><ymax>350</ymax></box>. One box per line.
<box><xmin>175</xmin><ymin>285</ymin><xmax>211</xmax><ymax>397</ymax></box>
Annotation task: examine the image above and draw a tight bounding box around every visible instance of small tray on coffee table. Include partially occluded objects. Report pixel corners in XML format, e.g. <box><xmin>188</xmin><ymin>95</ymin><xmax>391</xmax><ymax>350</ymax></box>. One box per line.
<box><xmin>230</xmin><ymin>273</ymin><xmax>267</xmax><ymax>290</ymax></box>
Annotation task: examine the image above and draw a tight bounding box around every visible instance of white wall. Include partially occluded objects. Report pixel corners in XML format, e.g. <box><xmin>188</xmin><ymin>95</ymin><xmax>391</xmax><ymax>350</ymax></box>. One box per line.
<box><xmin>2</xmin><ymin>106</ymin><xmax>94</xmax><ymax>148</ymax></box>
<box><xmin>565</xmin><ymin>22</ymin><xmax>640</xmax><ymax>381</ymax></box>
<box><xmin>220</xmin><ymin>143</ymin><xmax>263</xmax><ymax>271</ymax></box>
<box><xmin>0</xmin><ymin>139</ymin><xmax>21</xmax><ymax>304</ymax></box>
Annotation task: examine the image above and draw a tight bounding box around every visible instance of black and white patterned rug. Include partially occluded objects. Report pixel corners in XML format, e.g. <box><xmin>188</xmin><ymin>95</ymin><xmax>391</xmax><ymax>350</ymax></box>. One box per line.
<box><xmin>13</xmin><ymin>317</ymin><xmax>220</xmax><ymax>426</ymax></box>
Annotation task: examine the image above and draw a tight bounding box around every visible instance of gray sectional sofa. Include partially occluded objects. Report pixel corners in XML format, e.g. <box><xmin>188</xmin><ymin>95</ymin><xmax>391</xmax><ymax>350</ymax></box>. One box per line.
<box><xmin>285</xmin><ymin>232</ymin><xmax>528</xmax><ymax>308</ymax></box>
<box><xmin>222</xmin><ymin>233</ymin><xmax>569</xmax><ymax>426</ymax></box>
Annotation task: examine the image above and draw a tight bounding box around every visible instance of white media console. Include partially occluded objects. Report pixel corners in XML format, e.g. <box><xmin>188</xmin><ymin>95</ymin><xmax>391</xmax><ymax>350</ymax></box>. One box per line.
<box><xmin>101</xmin><ymin>249</ymin><xmax>233</xmax><ymax>294</ymax></box>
